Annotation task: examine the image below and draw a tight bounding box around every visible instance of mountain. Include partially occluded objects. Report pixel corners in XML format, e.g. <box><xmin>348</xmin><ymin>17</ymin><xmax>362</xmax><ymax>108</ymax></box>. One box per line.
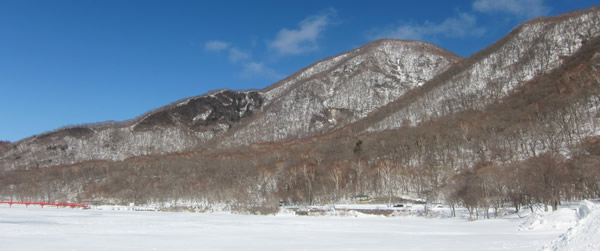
<box><xmin>218</xmin><ymin>39</ymin><xmax>460</xmax><ymax>146</ymax></box>
<box><xmin>0</xmin><ymin>40</ymin><xmax>459</xmax><ymax>171</ymax></box>
<box><xmin>0</xmin><ymin>90</ymin><xmax>263</xmax><ymax>170</ymax></box>
<box><xmin>360</xmin><ymin>7</ymin><xmax>600</xmax><ymax>134</ymax></box>
<box><xmin>1</xmin><ymin>7</ymin><xmax>600</xmax><ymax>213</ymax></box>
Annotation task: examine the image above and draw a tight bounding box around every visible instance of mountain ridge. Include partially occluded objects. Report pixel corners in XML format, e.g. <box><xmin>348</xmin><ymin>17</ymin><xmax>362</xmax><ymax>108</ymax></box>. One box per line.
<box><xmin>1</xmin><ymin>7</ymin><xmax>600</xmax><ymax>212</ymax></box>
<box><xmin>1</xmin><ymin>6</ymin><xmax>598</xmax><ymax>173</ymax></box>
<box><xmin>0</xmin><ymin>39</ymin><xmax>459</xmax><ymax>170</ymax></box>
<box><xmin>218</xmin><ymin>39</ymin><xmax>461</xmax><ymax>147</ymax></box>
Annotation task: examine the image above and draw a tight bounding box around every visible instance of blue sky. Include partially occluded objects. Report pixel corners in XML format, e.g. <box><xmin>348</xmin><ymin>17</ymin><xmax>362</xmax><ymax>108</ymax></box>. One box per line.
<box><xmin>0</xmin><ymin>0</ymin><xmax>596</xmax><ymax>142</ymax></box>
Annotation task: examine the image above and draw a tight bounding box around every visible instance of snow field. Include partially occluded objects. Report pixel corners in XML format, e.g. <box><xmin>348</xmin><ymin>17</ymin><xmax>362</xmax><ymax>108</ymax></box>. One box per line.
<box><xmin>539</xmin><ymin>200</ymin><xmax>600</xmax><ymax>251</ymax></box>
<box><xmin>0</xmin><ymin>201</ymin><xmax>597</xmax><ymax>251</ymax></box>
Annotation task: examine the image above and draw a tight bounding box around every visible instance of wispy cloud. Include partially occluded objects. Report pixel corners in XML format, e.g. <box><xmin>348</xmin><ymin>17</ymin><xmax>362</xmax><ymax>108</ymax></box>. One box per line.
<box><xmin>204</xmin><ymin>40</ymin><xmax>230</xmax><ymax>51</ymax></box>
<box><xmin>269</xmin><ymin>9</ymin><xmax>337</xmax><ymax>56</ymax></box>
<box><xmin>205</xmin><ymin>40</ymin><xmax>250</xmax><ymax>63</ymax></box>
<box><xmin>241</xmin><ymin>62</ymin><xmax>284</xmax><ymax>80</ymax></box>
<box><xmin>204</xmin><ymin>40</ymin><xmax>281</xmax><ymax>80</ymax></box>
<box><xmin>371</xmin><ymin>12</ymin><xmax>485</xmax><ymax>41</ymax></box>
<box><xmin>473</xmin><ymin>0</ymin><xmax>551</xmax><ymax>18</ymax></box>
<box><xmin>228</xmin><ymin>48</ymin><xmax>250</xmax><ymax>63</ymax></box>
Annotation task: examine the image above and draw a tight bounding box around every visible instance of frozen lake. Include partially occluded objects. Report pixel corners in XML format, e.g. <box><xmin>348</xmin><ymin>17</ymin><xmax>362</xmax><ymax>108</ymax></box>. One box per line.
<box><xmin>0</xmin><ymin>204</ymin><xmax>566</xmax><ymax>251</ymax></box>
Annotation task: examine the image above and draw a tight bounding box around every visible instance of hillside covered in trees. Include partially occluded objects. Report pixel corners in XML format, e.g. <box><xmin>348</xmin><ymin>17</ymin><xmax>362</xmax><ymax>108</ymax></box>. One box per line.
<box><xmin>1</xmin><ymin>7</ymin><xmax>600</xmax><ymax>215</ymax></box>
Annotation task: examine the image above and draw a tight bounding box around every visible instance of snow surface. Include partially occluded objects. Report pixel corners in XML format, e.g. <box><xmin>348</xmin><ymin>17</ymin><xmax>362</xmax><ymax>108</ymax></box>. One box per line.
<box><xmin>539</xmin><ymin>200</ymin><xmax>600</xmax><ymax>251</ymax></box>
<box><xmin>2</xmin><ymin>203</ymin><xmax>596</xmax><ymax>251</ymax></box>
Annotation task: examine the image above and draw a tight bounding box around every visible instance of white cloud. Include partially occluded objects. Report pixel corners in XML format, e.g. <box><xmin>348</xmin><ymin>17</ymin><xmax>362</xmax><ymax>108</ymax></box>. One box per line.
<box><xmin>228</xmin><ymin>48</ymin><xmax>250</xmax><ymax>63</ymax></box>
<box><xmin>269</xmin><ymin>10</ymin><xmax>336</xmax><ymax>56</ymax></box>
<box><xmin>205</xmin><ymin>41</ymin><xmax>250</xmax><ymax>64</ymax></box>
<box><xmin>473</xmin><ymin>0</ymin><xmax>551</xmax><ymax>18</ymax></box>
<box><xmin>204</xmin><ymin>41</ymin><xmax>282</xmax><ymax>81</ymax></box>
<box><xmin>372</xmin><ymin>12</ymin><xmax>485</xmax><ymax>41</ymax></box>
<box><xmin>241</xmin><ymin>62</ymin><xmax>284</xmax><ymax>80</ymax></box>
<box><xmin>204</xmin><ymin>40</ymin><xmax>230</xmax><ymax>51</ymax></box>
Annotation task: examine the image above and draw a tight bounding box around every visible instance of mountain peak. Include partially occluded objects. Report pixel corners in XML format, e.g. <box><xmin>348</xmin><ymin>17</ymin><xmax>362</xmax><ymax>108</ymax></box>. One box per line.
<box><xmin>222</xmin><ymin>38</ymin><xmax>461</xmax><ymax>146</ymax></box>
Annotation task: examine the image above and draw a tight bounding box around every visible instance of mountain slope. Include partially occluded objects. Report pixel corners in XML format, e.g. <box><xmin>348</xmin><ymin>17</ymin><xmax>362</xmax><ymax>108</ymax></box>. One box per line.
<box><xmin>219</xmin><ymin>39</ymin><xmax>460</xmax><ymax>146</ymax></box>
<box><xmin>355</xmin><ymin>7</ymin><xmax>600</xmax><ymax>133</ymax></box>
<box><xmin>0</xmin><ymin>40</ymin><xmax>459</xmax><ymax>171</ymax></box>
<box><xmin>0</xmin><ymin>90</ymin><xmax>263</xmax><ymax>170</ymax></box>
<box><xmin>3</xmin><ymin>35</ymin><xmax>598</xmax><ymax>207</ymax></box>
<box><xmin>1</xmin><ymin>7</ymin><xmax>600</xmax><ymax>210</ymax></box>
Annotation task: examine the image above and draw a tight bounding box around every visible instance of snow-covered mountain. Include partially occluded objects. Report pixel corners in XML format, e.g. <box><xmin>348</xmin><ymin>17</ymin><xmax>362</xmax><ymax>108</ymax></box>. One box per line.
<box><xmin>219</xmin><ymin>39</ymin><xmax>460</xmax><ymax>146</ymax></box>
<box><xmin>0</xmin><ymin>90</ymin><xmax>263</xmax><ymax>170</ymax></box>
<box><xmin>1</xmin><ymin>7</ymin><xmax>599</xmax><ymax>172</ymax></box>
<box><xmin>362</xmin><ymin>7</ymin><xmax>600</xmax><ymax>133</ymax></box>
<box><xmin>0</xmin><ymin>40</ymin><xmax>459</xmax><ymax>170</ymax></box>
<box><xmin>2</xmin><ymin>7</ymin><xmax>600</xmax><ymax>213</ymax></box>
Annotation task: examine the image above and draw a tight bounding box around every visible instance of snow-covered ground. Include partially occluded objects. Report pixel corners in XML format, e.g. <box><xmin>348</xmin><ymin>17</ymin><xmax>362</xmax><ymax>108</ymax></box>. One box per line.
<box><xmin>539</xmin><ymin>200</ymin><xmax>600</xmax><ymax>251</ymax></box>
<box><xmin>0</xmin><ymin>201</ymin><xmax>597</xmax><ymax>251</ymax></box>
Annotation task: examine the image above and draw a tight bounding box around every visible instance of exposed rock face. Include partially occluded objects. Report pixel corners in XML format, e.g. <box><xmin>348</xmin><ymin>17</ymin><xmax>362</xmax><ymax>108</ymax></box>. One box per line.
<box><xmin>133</xmin><ymin>90</ymin><xmax>263</xmax><ymax>132</ymax></box>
